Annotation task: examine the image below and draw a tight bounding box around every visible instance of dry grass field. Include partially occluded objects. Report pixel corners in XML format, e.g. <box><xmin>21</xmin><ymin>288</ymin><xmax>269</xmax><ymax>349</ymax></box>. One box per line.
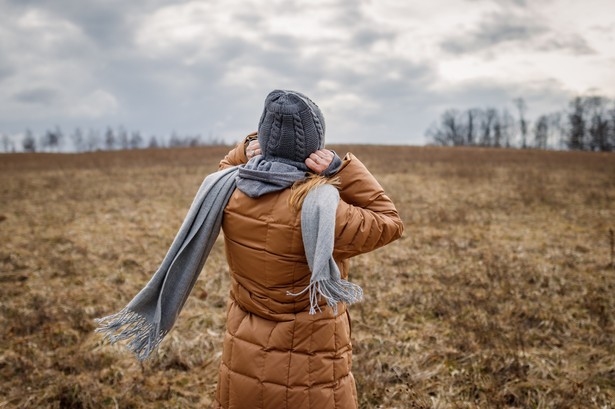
<box><xmin>1</xmin><ymin>145</ymin><xmax>614</xmax><ymax>408</ymax></box>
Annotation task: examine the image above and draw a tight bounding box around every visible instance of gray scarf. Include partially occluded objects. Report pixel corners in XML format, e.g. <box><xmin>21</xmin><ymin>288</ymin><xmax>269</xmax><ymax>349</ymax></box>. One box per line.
<box><xmin>236</xmin><ymin>155</ymin><xmax>306</xmax><ymax>197</ymax></box>
<box><xmin>94</xmin><ymin>157</ymin><xmax>361</xmax><ymax>361</ymax></box>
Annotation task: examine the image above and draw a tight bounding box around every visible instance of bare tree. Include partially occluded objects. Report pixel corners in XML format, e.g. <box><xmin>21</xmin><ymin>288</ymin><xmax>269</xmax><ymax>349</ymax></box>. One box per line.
<box><xmin>586</xmin><ymin>96</ymin><xmax>610</xmax><ymax>151</ymax></box>
<box><xmin>129</xmin><ymin>131</ymin><xmax>143</xmax><ymax>149</ymax></box>
<box><xmin>492</xmin><ymin>116</ymin><xmax>502</xmax><ymax>147</ymax></box>
<box><xmin>188</xmin><ymin>134</ymin><xmax>201</xmax><ymax>147</ymax></box>
<box><xmin>568</xmin><ymin>97</ymin><xmax>586</xmax><ymax>150</ymax></box>
<box><xmin>105</xmin><ymin>127</ymin><xmax>116</xmax><ymax>150</ymax></box>
<box><xmin>39</xmin><ymin>132</ymin><xmax>48</xmax><ymax>152</ymax></box>
<box><xmin>480</xmin><ymin>108</ymin><xmax>497</xmax><ymax>146</ymax></box>
<box><xmin>71</xmin><ymin>128</ymin><xmax>85</xmax><ymax>152</ymax></box>
<box><xmin>117</xmin><ymin>126</ymin><xmax>129</xmax><ymax>150</ymax></box>
<box><xmin>427</xmin><ymin>95</ymin><xmax>614</xmax><ymax>151</ymax></box>
<box><xmin>40</xmin><ymin>126</ymin><xmax>62</xmax><ymax>152</ymax></box>
<box><xmin>426</xmin><ymin>109</ymin><xmax>465</xmax><ymax>146</ymax></box>
<box><xmin>169</xmin><ymin>131</ymin><xmax>181</xmax><ymax>147</ymax></box>
<box><xmin>54</xmin><ymin>126</ymin><xmax>63</xmax><ymax>151</ymax></box>
<box><xmin>86</xmin><ymin>129</ymin><xmax>100</xmax><ymax>151</ymax></box>
<box><xmin>548</xmin><ymin>112</ymin><xmax>564</xmax><ymax>150</ymax></box>
<box><xmin>428</xmin><ymin>107</ymin><xmax>516</xmax><ymax>148</ymax></box>
<box><xmin>466</xmin><ymin>109</ymin><xmax>480</xmax><ymax>146</ymax></box>
<box><xmin>514</xmin><ymin>98</ymin><xmax>528</xmax><ymax>148</ymax></box>
<box><xmin>501</xmin><ymin>109</ymin><xmax>515</xmax><ymax>148</ymax></box>
<box><xmin>609</xmin><ymin>104</ymin><xmax>615</xmax><ymax>152</ymax></box>
<box><xmin>1</xmin><ymin>134</ymin><xmax>14</xmax><ymax>152</ymax></box>
<box><xmin>22</xmin><ymin>129</ymin><xmax>37</xmax><ymax>152</ymax></box>
<box><xmin>203</xmin><ymin>133</ymin><xmax>226</xmax><ymax>146</ymax></box>
<box><xmin>533</xmin><ymin>115</ymin><xmax>549</xmax><ymax>149</ymax></box>
<box><xmin>148</xmin><ymin>135</ymin><xmax>160</xmax><ymax>148</ymax></box>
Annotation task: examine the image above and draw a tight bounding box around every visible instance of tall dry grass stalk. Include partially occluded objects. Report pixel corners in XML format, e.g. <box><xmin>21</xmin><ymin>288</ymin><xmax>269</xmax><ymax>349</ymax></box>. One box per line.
<box><xmin>610</xmin><ymin>228</ymin><xmax>614</xmax><ymax>270</ymax></box>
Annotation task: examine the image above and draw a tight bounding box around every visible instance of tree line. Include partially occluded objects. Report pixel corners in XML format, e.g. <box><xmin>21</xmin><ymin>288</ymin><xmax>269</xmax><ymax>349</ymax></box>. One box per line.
<box><xmin>0</xmin><ymin>126</ymin><xmax>227</xmax><ymax>153</ymax></box>
<box><xmin>426</xmin><ymin>95</ymin><xmax>615</xmax><ymax>151</ymax></box>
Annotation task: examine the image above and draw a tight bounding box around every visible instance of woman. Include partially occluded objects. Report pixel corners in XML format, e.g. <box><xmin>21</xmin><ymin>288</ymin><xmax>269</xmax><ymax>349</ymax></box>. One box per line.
<box><xmin>95</xmin><ymin>90</ymin><xmax>403</xmax><ymax>409</ymax></box>
<box><xmin>214</xmin><ymin>90</ymin><xmax>404</xmax><ymax>408</ymax></box>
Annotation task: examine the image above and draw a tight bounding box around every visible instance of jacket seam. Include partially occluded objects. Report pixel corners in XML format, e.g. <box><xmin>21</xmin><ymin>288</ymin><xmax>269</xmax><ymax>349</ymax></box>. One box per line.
<box><xmin>222</xmin><ymin>363</ymin><xmax>351</xmax><ymax>388</ymax></box>
<box><xmin>262</xmin><ymin>322</ymin><xmax>277</xmax><ymax>408</ymax></box>
<box><xmin>286</xmin><ymin>316</ymin><xmax>296</xmax><ymax>409</ymax></box>
<box><xmin>226</xmin><ymin>330</ymin><xmax>234</xmax><ymax>407</ymax></box>
<box><xmin>308</xmin><ymin>319</ymin><xmax>314</xmax><ymax>407</ymax></box>
<box><xmin>333</xmin><ymin>316</ymin><xmax>338</xmax><ymax>408</ymax></box>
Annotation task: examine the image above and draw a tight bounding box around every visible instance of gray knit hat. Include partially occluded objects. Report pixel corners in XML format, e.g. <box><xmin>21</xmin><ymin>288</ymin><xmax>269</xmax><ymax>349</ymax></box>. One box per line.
<box><xmin>257</xmin><ymin>90</ymin><xmax>326</xmax><ymax>169</ymax></box>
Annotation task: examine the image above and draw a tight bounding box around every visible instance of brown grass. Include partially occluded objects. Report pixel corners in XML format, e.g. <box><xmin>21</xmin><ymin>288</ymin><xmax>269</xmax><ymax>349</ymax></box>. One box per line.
<box><xmin>1</xmin><ymin>145</ymin><xmax>614</xmax><ymax>408</ymax></box>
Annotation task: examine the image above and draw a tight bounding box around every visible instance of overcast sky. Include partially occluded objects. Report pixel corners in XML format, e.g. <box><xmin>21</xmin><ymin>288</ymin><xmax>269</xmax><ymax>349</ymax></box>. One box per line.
<box><xmin>1</xmin><ymin>0</ymin><xmax>614</xmax><ymax>145</ymax></box>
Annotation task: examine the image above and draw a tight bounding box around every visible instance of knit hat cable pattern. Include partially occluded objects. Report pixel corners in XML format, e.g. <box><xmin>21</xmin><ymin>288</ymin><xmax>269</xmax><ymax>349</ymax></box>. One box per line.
<box><xmin>258</xmin><ymin>90</ymin><xmax>326</xmax><ymax>170</ymax></box>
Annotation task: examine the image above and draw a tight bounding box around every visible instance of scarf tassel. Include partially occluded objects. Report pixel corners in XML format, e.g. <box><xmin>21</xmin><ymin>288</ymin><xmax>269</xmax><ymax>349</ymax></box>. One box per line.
<box><xmin>287</xmin><ymin>279</ymin><xmax>363</xmax><ymax>315</ymax></box>
<box><xmin>94</xmin><ymin>309</ymin><xmax>166</xmax><ymax>361</ymax></box>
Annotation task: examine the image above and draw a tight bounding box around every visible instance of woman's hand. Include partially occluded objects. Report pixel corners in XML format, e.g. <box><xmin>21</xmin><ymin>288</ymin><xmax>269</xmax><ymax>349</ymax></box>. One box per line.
<box><xmin>245</xmin><ymin>139</ymin><xmax>261</xmax><ymax>160</ymax></box>
<box><xmin>305</xmin><ymin>149</ymin><xmax>334</xmax><ymax>174</ymax></box>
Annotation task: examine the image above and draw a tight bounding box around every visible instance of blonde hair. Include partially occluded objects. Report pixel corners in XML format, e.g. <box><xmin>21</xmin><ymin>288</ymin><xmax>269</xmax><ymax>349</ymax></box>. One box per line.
<box><xmin>289</xmin><ymin>174</ymin><xmax>340</xmax><ymax>212</ymax></box>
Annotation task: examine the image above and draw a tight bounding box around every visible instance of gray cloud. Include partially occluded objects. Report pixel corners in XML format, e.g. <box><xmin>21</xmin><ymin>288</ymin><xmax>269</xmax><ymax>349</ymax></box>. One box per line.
<box><xmin>464</xmin><ymin>0</ymin><xmax>528</xmax><ymax>8</ymax></box>
<box><xmin>431</xmin><ymin>76</ymin><xmax>571</xmax><ymax>110</ymax></box>
<box><xmin>350</xmin><ymin>27</ymin><xmax>397</xmax><ymax>48</ymax></box>
<box><xmin>441</xmin><ymin>13</ymin><xmax>548</xmax><ymax>54</ymax></box>
<box><xmin>13</xmin><ymin>87</ymin><xmax>59</xmax><ymax>105</ymax></box>
<box><xmin>4</xmin><ymin>0</ymin><xmax>169</xmax><ymax>51</ymax></box>
<box><xmin>538</xmin><ymin>34</ymin><xmax>596</xmax><ymax>55</ymax></box>
<box><xmin>442</xmin><ymin>7</ymin><xmax>596</xmax><ymax>56</ymax></box>
<box><xmin>0</xmin><ymin>61</ymin><xmax>15</xmax><ymax>81</ymax></box>
<box><xmin>490</xmin><ymin>0</ymin><xmax>528</xmax><ymax>6</ymax></box>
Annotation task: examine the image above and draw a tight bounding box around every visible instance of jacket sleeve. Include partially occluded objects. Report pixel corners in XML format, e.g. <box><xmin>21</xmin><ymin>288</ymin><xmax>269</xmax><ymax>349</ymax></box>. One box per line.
<box><xmin>333</xmin><ymin>153</ymin><xmax>404</xmax><ymax>260</ymax></box>
<box><xmin>218</xmin><ymin>132</ymin><xmax>257</xmax><ymax>170</ymax></box>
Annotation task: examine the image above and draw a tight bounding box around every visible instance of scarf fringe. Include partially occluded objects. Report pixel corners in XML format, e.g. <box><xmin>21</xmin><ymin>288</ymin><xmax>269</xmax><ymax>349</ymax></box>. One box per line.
<box><xmin>287</xmin><ymin>279</ymin><xmax>363</xmax><ymax>315</ymax></box>
<box><xmin>94</xmin><ymin>309</ymin><xmax>167</xmax><ymax>361</ymax></box>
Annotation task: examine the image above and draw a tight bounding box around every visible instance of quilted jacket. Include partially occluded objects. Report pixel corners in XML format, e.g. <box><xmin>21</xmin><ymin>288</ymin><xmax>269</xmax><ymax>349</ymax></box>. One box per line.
<box><xmin>214</xmin><ymin>133</ymin><xmax>404</xmax><ymax>408</ymax></box>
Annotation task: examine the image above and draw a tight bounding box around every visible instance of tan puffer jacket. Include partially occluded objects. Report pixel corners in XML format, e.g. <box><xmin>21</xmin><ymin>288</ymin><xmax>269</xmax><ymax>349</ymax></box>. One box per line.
<box><xmin>215</xmin><ymin>134</ymin><xmax>404</xmax><ymax>409</ymax></box>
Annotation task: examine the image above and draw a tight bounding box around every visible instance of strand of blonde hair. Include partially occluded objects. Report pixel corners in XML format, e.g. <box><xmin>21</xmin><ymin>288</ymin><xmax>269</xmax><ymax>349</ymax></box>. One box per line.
<box><xmin>289</xmin><ymin>174</ymin><xmax>340</xmax><ymax>212</ymax></box>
